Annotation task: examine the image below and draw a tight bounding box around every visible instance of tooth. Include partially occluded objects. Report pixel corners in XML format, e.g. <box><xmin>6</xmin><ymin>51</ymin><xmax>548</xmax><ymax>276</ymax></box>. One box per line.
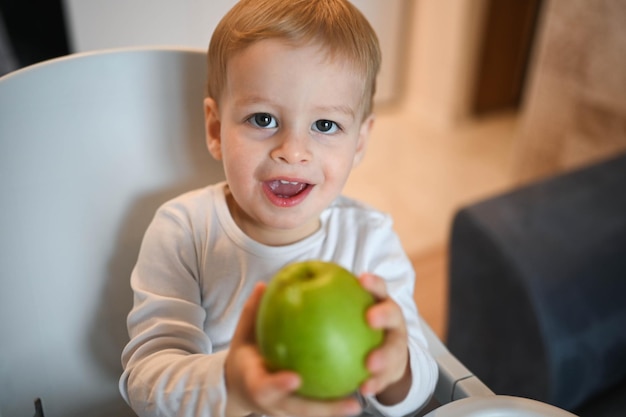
<box><xmin>280</xmin><ymin>180</ymin><xmax>289</xmax><ymax>184</ymax></box>
<box><xmin>290</xmin><ymin>181</ymin><xmax>299</xmax><ymax>185</ymax></box>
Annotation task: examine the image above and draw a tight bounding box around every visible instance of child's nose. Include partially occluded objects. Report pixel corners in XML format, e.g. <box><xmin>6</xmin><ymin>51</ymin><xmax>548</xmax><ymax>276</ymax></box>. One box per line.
<box><xmin>270</xmin><ymin>131</ymin><xmax>312</xmax><ymax>164</ymax></box>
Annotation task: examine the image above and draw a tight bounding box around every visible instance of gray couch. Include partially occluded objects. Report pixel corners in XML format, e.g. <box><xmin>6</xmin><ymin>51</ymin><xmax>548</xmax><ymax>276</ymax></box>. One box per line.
<box><xmin>446</xmin><ymin>152</ymin><xmax>626</xmax><ymax>416</ymax></box>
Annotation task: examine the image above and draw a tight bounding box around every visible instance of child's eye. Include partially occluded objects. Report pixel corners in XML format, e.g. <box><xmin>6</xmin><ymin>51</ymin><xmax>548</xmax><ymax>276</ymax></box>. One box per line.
<box><xmin>248</xmin><ymin>113</ymin><xmax>278</xmax><ymax>128</ymax></box>
<box><xmin>312</xmin><ymin>119</ymin><xmax>339</xmax><ymax>134</ymax></box>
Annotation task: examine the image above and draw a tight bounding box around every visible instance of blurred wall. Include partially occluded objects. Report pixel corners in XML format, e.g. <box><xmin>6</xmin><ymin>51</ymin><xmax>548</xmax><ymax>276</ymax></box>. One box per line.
<box><xmin>513</xmin><ymin>0</ymin><xmax>626</xmax><ymax>183</ymax></box>
<box><xmin>62</xmin><ymin>0</ymin><xmax>409</xmax><ymax>106</ymax></box>
<box><xmin>403</xmin><ymin>0</ymin><xmax>490</xmax><ymax>129</ymax></box>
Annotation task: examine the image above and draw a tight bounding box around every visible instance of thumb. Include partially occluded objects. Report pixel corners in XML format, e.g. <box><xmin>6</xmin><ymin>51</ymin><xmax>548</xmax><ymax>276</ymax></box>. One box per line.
<box><xmin>232</xmin><ymin>282</ymin><xmax>266</xmax><ymax>346</ymax></box>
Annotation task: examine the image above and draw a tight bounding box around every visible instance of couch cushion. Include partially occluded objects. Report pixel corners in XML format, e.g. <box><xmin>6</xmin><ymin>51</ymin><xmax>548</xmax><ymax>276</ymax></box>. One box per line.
<box><xmin>447</xmin><ymin>153</ymin><xmax>626</xmax><ymax>412</ymax></box>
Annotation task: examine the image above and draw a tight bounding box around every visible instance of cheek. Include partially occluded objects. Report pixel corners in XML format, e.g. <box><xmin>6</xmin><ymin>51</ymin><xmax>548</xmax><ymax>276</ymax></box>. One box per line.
<box><xmin>323</xmin><ymin>151</ymin><xmax>356</xmax><ymax>186</ymax></box>
<box><xmin>221</xmin><ymin>143</ymin><xmax>253</xmax><ymax>185</ymax></box>
<box><xmin>224</xmin><ymin>155</ymin><xmax>252</xmax><ymax>184</ymax></box>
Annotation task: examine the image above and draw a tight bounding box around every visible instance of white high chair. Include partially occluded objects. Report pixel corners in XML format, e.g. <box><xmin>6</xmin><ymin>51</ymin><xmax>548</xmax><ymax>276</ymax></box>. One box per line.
<box><xmin>0</xmin><ymin>48</ymin><xmax>577</xmax><ymax>417</ymax></box>
<box><xmin>0</xmin><ymin>47</ymin><xmax>223</xmax><ymax>417</ymax></box>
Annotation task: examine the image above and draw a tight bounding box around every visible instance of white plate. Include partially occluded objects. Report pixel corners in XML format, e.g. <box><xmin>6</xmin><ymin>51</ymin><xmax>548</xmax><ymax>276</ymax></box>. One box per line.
<box><xmin>424</xmin><ymin>395</ymin><xmax>578</xmax><ymax>417</ymax></box>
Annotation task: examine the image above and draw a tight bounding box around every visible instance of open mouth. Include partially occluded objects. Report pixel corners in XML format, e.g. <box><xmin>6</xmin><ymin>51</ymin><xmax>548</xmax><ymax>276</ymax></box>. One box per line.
<box><xmin>264</xmin><ymin>179</ymin><xmax>313</xmax><ymax>207</ymax></box>
<box><xmin>268</xmin><ymin>179</ymin><xmax>309</xmax><ymax>197</ymax></box>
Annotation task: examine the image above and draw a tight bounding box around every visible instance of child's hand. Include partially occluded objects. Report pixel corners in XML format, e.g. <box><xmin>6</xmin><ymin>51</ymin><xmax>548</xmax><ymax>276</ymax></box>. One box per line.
<box><xmin>358</xmin><ymin>273</ymin><xmax>412</xmax><ymax>405</ymax></box>
<box><xmin>224</xmin><ymin>282</ymin><xmax>363</xmax><ymax>417</ymax></box>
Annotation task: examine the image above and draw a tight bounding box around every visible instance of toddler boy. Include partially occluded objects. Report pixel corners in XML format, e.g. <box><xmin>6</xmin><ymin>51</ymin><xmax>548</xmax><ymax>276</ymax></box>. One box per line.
<box><xmin>120</xmin><ymin>1</ymin><xmax>437</xmax><ymax>416</ymax></box>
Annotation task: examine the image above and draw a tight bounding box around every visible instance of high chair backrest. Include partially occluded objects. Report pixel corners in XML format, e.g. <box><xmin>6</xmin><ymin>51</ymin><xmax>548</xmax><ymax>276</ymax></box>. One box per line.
<box><xmin>0</xmin><ymin>47</ymin><xmax>224</xmax><ymax>417</ymax></box>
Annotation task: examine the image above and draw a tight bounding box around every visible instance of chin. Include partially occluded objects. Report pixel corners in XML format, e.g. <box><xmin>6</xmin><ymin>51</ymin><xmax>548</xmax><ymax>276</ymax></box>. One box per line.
<box><xmin>261</xmin><ymin>212</ymin><xmax>320</xmax><ymax>235</ymax></box>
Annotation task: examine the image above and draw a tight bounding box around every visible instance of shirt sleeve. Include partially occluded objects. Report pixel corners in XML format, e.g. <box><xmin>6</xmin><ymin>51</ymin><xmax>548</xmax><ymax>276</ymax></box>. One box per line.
<box><xmin>119</xmin><ymin>204</ymin><xmax>229</xmax><ymax>417</ymax></box>
<box><xmin>356</xmin><ymin>214</ymin><xmax>439</xmax><ymax>417</ymax></box>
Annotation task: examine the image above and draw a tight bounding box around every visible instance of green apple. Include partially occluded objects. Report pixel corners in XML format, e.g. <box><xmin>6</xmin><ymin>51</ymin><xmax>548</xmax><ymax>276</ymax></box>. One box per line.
<box><xmin>255</xmin><ymin>260</ymin><xmax>384</xmax><ymax>400</ymax></box>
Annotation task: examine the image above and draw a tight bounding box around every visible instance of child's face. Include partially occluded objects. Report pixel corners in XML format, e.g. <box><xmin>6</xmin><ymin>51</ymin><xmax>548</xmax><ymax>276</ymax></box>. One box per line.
<box><xmin>205</xmin><ymin>39</ymin><xmax>374</xmax><ymax>246</ymax></box>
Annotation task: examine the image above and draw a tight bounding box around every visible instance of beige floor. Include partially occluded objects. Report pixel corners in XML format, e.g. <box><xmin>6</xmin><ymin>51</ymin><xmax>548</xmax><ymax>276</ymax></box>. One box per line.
<box><xmin>343</xmin><ymin>108</ymin><xmax>520</xmax><ymax>339</ymax></box>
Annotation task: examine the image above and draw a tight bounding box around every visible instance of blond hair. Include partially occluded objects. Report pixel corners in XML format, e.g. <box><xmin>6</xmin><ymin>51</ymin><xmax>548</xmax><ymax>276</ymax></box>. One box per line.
<box><xmin>207</xmin><ymin>0</ymin><xmax>381</xmax><ymax>117</ymax></box>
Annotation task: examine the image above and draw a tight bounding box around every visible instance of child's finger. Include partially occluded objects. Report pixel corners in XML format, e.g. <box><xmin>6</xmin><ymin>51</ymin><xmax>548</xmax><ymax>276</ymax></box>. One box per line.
<box><xmin>366</xmin><ymin>298</ymin><xmax>406</xmax><ymax>330</ymax></box>
<box><xmin>249</xmin><ymin>368</ymin><xmax>302</xmax><ymax>406</ymax></box>
<box><xmin>366</xmin><ymin>329</ymin><xmax>407</xmax><ymax>373</ymax></box>
<box><xmin>268</xmin><ymin>394</ymin><xmax>362</xmax><ymax>417</ymax></box>
<box><xmin>231</xmin><ymin>282</ymin><xmax>266</xmax><ymax>345</ymax></box>
<box><xmin>247</xmin><ymin>366</ymin><xmax>360</xmax><ymax>417</ymax></box>
<box><xmin>358</xmin><ymin>272</ymin><xmax>388</xmax><ymax>300</ymax></box>
<box><xmin>361</xmin><ymin>330</ymin><xmax>409</xmax><ymax>396</ymax></box>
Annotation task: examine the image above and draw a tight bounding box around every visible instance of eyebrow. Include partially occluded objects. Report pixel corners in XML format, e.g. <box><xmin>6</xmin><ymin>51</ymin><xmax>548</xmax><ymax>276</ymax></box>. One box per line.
<box><xmin>314</xmin><ymin>104</ymin><xmax>356</xmax><ymax>120</ymax></box>
<box><xmin>234</xmin><ymin>95</ymin><xmax>268</xmax><ymax>108</ymax></box>
<box><xmin>235</xmin><ymin>96</ymin><xmax>356</xmax><ymax>120</ymax></box>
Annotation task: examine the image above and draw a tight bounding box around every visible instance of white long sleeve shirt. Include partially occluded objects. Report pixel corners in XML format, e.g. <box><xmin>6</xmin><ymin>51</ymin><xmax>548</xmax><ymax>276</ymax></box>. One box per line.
<box><xmin>119</xmin><ymin>182</ymin><xmax>437</xmax><ymax>417</ymax></box>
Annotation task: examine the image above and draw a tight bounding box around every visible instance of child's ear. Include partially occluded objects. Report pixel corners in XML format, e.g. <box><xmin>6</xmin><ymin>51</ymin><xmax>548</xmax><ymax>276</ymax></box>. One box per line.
<box><xmin>204</xmin><ymin>97</ymin><xmax>222</xmax><ymax>160</ymax></box>
<box><xmin>353</xmin><ymin>113</ymin><xmax>375</xmax><ymax>166</ymax></box>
